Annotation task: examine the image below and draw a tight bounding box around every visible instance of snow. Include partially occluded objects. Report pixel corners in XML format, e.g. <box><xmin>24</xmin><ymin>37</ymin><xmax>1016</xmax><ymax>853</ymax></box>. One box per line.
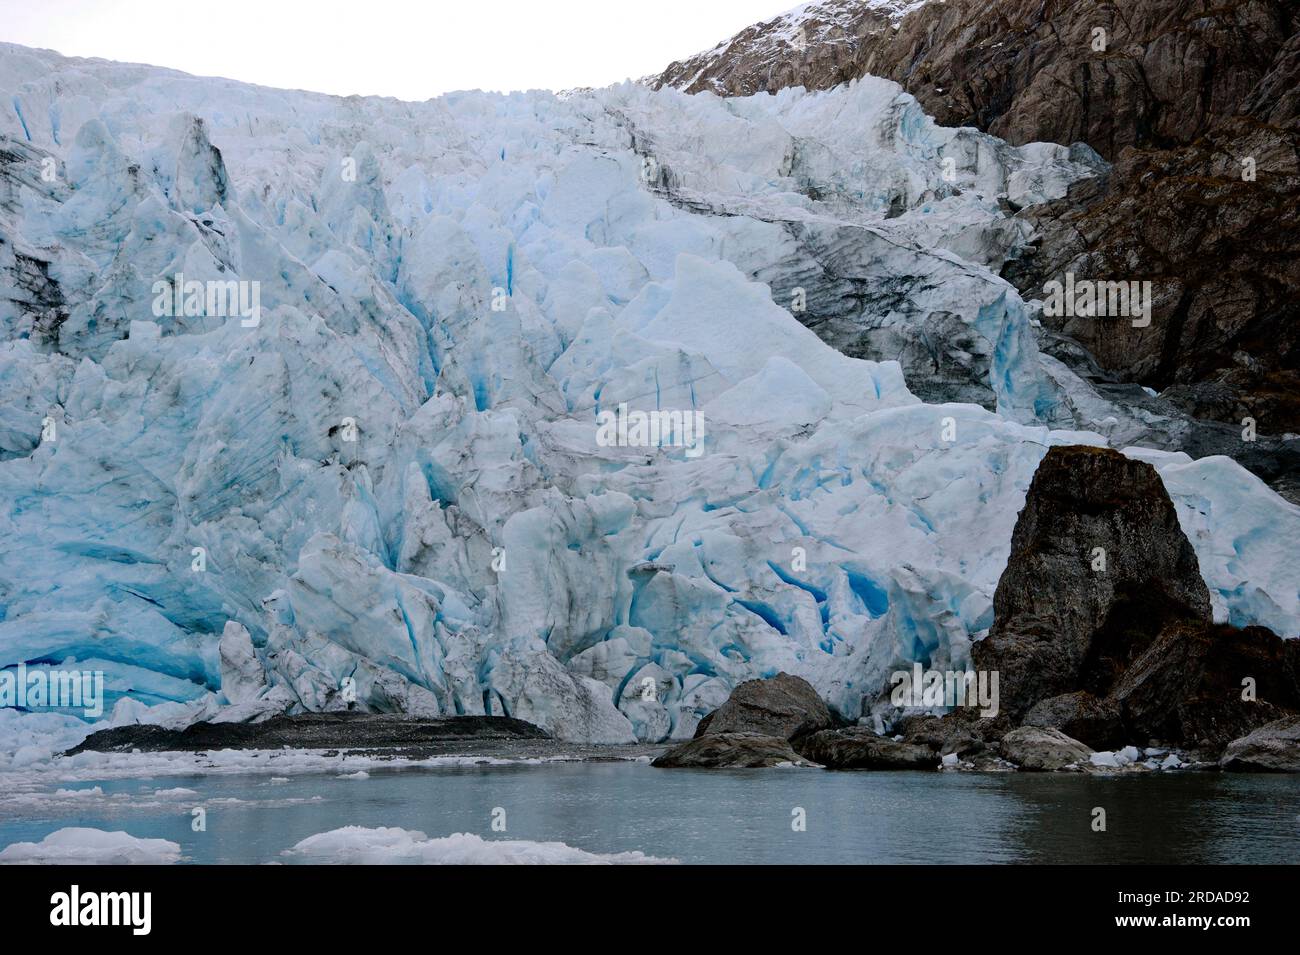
<box><xmin>768</xmin><ymin>1</ymin><xmax>931</xmax><ymax>46</ymax></box>
<box><xmin>0</xmin><ymin>40</ymin><xmax>1295</xmax><ymax>759</ymax></box>
<box><xmin>0</xmin><ymin>827</ymin><xmax>182</xmax><ymax>864</ymax></box>
<box><xmin>281</xmin><ymin>826</ymin><xmax>675</xmax><ymax>865</ymax></box>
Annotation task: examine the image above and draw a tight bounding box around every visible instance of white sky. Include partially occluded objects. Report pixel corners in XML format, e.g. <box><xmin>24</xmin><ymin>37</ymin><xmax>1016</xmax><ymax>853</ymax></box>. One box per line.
<box><xmin>0</xmin><ymin>0</ymin><xmax>787</xmax><ymax>99</ymax></box>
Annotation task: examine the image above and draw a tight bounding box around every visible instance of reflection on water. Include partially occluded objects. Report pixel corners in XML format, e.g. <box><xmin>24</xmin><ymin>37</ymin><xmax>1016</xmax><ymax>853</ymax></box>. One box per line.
<box><xmin>1</xmin><ymin>762</ymin><xmax>1296</xmax><ymax>864</ymax></box>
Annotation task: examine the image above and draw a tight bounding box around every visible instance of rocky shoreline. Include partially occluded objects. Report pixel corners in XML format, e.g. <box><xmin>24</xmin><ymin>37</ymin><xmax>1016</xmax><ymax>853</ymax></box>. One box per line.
<box><xmin>648</xmin><ymin>672</ymin><xmax>1300</xmax><ymax>774</ymax></box>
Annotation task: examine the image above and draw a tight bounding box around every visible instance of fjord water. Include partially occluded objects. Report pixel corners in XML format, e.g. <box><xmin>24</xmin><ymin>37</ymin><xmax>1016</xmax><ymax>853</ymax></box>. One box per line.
<box><xmin>3</xmin><ymin>763</ymin><xmax>1296</xmax><ymax>864</ymax></box>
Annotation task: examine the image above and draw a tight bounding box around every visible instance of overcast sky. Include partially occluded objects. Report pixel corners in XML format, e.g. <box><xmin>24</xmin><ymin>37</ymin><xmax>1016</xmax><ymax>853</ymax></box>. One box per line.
<box><xmin>0</xmin><ymin>0</ymin><xmax>787</xmax><ymax>98</ymax></box>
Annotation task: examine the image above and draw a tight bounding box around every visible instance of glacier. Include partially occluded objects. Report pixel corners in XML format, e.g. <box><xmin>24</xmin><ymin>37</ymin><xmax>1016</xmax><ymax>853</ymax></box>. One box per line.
<box><xmin>0</xmin><ymin>42</ymin><xmax>1297</xmax><ymax>749</ymax></box>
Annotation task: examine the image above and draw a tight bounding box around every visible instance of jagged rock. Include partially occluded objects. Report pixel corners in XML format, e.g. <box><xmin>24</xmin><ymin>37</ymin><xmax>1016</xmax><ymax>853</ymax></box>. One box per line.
<box><xmin>1008</xmin><ymin>112</ymin><xmax>1300</xmax><ymax>439</ymax></box>
<box><xmin>694</xmin><ymin>672</ymin><xmax>836</xmax><ymax>742</ymax></box>
<box><xmin>651</xmin><ymin>732</ymin><xmax>816</xmax><ymax>769</ymax></box>
<box><xmin>998</xmin><ymin>726</ymin><xmax>1094</xmax><ymax>772</ymax></box>
<box><xmin>896</xmin><ymin>713</ymin><xmax>992</xmax><ymax>758</ymax></box>
<box><xmin>971</xmin><ymin>445</ymin><xmax>1212</xmax><ymax>720</ymax></box>
<box><xmin>654</xmin><ymin>0</ymin><xmax>911</xmax><ymax>100</ymax></box>
<box><xmin>655</xmin><ymin>0</ymin><xmax>1290</xmax><ymax>161</ymax></box>
<box><xmin>940</xmin><ymin>443</ymin><xmax>1300</xmax><ymax>756</ymax></box>
<box><xmin>1112</xmin><ymin>620</ymin><xmax>1300</xmax><ymax>750</ymax></box>
<box><xmin>1219</xmin><ymin>716</ymin><xmax>1300</xmax><ymax>772</ymax></box>
<box><xmin>795</xmin><ymin>727</ymin><xmax>938</xmax><ymax>770</ymax></box>
<box><xmin>1023</xmin><ymin>691</ymin><xmax>1125</xmax><ymax>751</ymax></box>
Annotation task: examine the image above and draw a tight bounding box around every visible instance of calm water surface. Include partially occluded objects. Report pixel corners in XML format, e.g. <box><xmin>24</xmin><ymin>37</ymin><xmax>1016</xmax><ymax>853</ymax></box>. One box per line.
<box><xmin>3</xmin><ymin>762</ymin><xmax>1297</xmax><ymax>864</ymax></box>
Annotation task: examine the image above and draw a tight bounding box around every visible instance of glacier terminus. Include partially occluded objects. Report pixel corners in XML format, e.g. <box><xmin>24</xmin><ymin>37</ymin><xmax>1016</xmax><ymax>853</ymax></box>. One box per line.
<box><xmin>0</xmin><ymin>40</ymin><xmax>1297</xmax><ymax>761</ymax></box>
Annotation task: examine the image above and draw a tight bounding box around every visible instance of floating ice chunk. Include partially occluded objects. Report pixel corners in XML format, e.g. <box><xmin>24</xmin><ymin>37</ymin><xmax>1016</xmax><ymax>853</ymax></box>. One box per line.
<box><xmin>281</xmin><ymin>827</ymin><xmax>675</xmax><ymax>865</ymax></box>
<box><xmin>0</xmin><ymin>709</ymin><xmax>93</xmax><ymax>769</ymax></box>
<box><xmin>0</xmin><ymin>827</ymin><xmax>182</xmax><ymax>864</ymax></box>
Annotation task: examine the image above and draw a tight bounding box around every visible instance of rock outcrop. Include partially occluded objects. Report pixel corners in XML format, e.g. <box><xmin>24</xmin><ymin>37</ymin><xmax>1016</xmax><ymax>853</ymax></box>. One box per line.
<box><xmin>1022</xmin><ymin>691</ymin><xmax>1125</xmax><ymax>751</ymax></box>
<box><xmin>656</xmin><ymin>673</ymin><xmax>839</xmax><ymax>768</ymax></box>
<box><xmin>656</xmin><ymin>0</ymin><xmax>1290</xmax><ymax>158</ymax></box>
<box><xmin>959</xmin><ymin>445</ymin><xmax>1297</xmax><ymax>757</ymax></box>
<box><xmin>1112</xmin><ymin>621</ymin><xmax>1300</xmax><ymax>748</ymax></box>
<box><xmin>895</xmin><ymin>713</ymin><xmax>992</xmax><ymax>759</ymax></box>
<box><xmin>796</xmin><ymin>727</ymin><xmax>938</xmax><ymax>770</ymax></box>
<box><xmin>693</xmin><ymin>672</ymin><xmax>837</xmax><ymax>742</ymax></box>
<box><xmin>1004</xmin><ymin>110</ymin><xmax>1300</xmax><ymax>439</ymax></box>
<box><xmin>1219</xmin><ymin>716</ymin><xmax>1300</xmax><ymax>772</ymax></box>
<box><xmin>666</xmin><ymin>445</ymin><xmax>1298</xmax><ymax>772</ymax></box>
<box><xmin>650</xmin><ymin>732</ymin><xmax>816</xmax><ymax>769</ymax></box>
<box><xmin>655</xmin><ymin>0</ymin><xmax>916</xmax><ymax>101</ymax></box>
<box><xmin>998</xmin><ymin>726</ymin><xmax>1095</xmax><ymax>772</ymax></box>
<box><xmin>971</xmin><ymin>445</ymin><xmax>1212</xmax><ymax>721</ymax></box>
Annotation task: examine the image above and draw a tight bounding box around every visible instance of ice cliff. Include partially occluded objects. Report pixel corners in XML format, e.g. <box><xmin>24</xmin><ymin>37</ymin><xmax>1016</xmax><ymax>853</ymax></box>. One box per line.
<box><xmin>1</xmin><ymin>42</ymin><xmax>1297</xmax><ymax>745</ymax></box>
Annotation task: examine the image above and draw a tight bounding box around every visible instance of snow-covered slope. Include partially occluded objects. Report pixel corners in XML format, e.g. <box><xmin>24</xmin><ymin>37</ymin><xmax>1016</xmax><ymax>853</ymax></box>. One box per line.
<box><xmin>654</xmin><ymin>0</ymin><xmax>930</xmax><ymax>96</ymax></box>
<box><xmin>1</xmin><ymin>42</ymin><xmax>1296</xmax><ymax>746</ymax></box>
